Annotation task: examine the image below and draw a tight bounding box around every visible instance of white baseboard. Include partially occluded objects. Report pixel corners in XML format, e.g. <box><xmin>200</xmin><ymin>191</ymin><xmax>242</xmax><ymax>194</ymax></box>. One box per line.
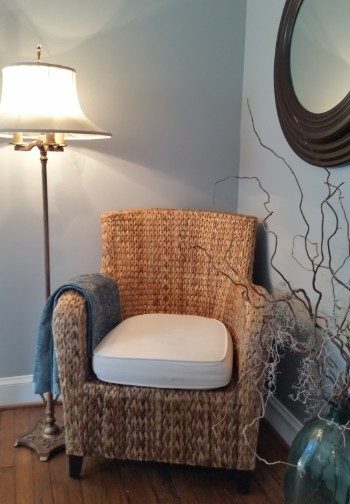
<box><xmin>0</xmin><ymin>374</ymin><xmax>38</xmax><ymax>407</ymax></box>
<box><xmin>265</xmin><ymin>396</ymin><xmax>303</xmax><ymax>446</ymax></box>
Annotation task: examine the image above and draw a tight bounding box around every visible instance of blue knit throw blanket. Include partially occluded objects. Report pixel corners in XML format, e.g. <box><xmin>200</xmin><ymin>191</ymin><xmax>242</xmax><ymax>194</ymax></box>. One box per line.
<box><xmin>33</xmin><ymin>273</ymin><xmax>120</xmax><ymax>395</ymax></box>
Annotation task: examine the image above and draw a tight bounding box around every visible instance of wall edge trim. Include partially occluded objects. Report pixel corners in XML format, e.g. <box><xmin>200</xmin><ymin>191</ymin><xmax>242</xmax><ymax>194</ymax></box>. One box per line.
<box><xmin>0</xmin><ymin>374</ymin><xmax>37</xmax><ymax>406</ymax></box>
<box><xmin>265</xmin><ymin>395</ymin><xmax>303</xmax><ymax>446</ymax></box>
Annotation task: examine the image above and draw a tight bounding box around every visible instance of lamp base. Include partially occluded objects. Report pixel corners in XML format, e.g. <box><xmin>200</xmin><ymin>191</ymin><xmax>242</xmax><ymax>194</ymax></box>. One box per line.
<box><xmin>14</xmin><ymin>420</ymin><xmax>65</xmax><ymax>461</ymax></box>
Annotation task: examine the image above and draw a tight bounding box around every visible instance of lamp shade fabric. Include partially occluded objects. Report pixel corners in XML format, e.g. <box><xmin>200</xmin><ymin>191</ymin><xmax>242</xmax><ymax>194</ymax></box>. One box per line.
<box><xmin>0</xmin><ymin>63</ymin><xmax>111</xmax><ymax>140</ymax></box>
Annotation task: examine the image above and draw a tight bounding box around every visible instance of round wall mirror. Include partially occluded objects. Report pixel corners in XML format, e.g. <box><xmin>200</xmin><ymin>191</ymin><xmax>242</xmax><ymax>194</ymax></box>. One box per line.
<box><xmin>291</xmin><ymin>0</ymin><xmax>350</xmax><ymax>114</ymax></box>
<box><xmin>274</xmin><ymin>0</ymin><xmax>350</xmax><ymax>167</ymax></box>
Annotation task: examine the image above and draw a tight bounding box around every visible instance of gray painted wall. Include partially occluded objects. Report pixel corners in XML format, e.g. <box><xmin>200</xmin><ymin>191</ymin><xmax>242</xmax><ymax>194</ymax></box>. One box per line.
<box><xmin>239</xmin><ymin>0</ymin><xmax>350</xmax><ymax>422</ymax></box>
<box><xmin>0</xmin><ymin>0</ymin><xmax>247</xmax><ymax>378</ymax></box>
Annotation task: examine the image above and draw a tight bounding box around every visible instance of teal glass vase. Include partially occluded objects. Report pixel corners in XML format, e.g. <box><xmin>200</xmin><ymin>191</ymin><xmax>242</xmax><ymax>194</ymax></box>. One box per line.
<box><xmin>284</xmin><ymin>403</ymin><xmax>350</xmax><ymax>504</ymax></box>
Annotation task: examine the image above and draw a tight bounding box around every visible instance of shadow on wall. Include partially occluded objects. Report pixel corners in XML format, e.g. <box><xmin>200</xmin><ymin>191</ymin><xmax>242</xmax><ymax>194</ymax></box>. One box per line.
<box><xmin>253</xmin><ymin>222</ymin><xmax>272</xmax><ymax>292</ymax></box>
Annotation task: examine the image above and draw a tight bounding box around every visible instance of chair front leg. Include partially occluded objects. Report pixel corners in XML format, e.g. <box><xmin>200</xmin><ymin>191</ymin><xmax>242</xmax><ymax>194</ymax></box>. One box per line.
<box><xmin>237</xmin><ymin>469</ymin><xmax>253</xmax><ymax>494</ymax></box>
<box><xmin>69</xmin><ymin>455</ymin><xmax>84</xmax><ymax>479</ymax></box>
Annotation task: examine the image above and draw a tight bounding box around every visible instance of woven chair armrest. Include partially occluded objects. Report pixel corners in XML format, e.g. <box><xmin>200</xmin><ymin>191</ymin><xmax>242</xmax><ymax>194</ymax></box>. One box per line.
<box><xmin>52</xmin><ymin>290</ymin><xmax>90</xmax><ymax>455</ymax></box>
<box><xmin>53</xmin><ymin>290</ymin><xmax>89</xmax><ymax>390</ymax></box>
<box><xmin>223</xmin><ymin>282</ymin><xmax>270</xmax><ymax>376</ymax></box>
<box><xmin>234</xmin><ymin>282</ymin><xmax>271</xmax><ymax>392</ymax></box>
<box><xmin>222</xmin><ymin>282</ymin><xmax>272</xmax><ymax>469</ymax></box>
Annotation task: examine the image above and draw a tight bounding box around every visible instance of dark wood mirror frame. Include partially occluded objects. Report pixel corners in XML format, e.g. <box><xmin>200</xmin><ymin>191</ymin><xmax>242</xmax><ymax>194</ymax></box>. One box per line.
<box><xmin>274</xmin><ymin>0</ymin><xmax>350</xmax><ymax>167</ymax></box>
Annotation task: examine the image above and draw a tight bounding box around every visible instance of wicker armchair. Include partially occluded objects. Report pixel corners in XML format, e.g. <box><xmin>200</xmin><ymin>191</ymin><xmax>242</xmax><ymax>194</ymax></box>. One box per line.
<box><xmin>53</xmin><ymin>209</ymin><xmax>269</xmax><ymax>492</ymax></box>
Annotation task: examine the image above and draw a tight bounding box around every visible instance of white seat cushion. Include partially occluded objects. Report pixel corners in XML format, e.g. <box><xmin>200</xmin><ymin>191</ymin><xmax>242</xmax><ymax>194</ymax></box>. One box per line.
<box><xmin>92</xmin><ymin>313</ymin><xmax>233</xmax><ymax>390</ymax></box>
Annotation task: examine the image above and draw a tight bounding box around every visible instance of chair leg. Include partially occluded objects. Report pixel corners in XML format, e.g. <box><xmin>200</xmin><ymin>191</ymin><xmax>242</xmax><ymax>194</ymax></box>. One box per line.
<box><xmin>237</xmin><ymin>470</ymin><xmax>253</xmax><ymax>494</ymax></box>
<box><xmin>69</xmin><ymin>455</ymin><xmax>84</xmax><ymax>479</ymax></box>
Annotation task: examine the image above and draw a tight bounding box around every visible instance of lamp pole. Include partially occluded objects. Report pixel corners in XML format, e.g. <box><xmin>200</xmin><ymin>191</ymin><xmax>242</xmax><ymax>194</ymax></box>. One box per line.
<box><xmin>14</xmin><ymin>141</ymin><xmax>65</xmax><ymax>460</ymax></box>
<box><xmin>41</xmin><ymin>147</ymin><xmax>50</xmax><ymax>299</ymax></box>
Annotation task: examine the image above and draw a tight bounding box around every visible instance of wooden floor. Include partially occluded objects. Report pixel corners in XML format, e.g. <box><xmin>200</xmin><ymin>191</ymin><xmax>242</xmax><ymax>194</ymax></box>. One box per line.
<box><xmin>0</xmin><ymin>405</ymin><xmax>287</xmax><ymax>504</ymax></box>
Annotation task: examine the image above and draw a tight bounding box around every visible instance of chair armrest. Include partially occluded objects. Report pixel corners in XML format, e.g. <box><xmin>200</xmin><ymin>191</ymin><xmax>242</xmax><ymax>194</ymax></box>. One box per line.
<box><xmin>222</xmin><ymin>282</ymin><xmax>271</xmax><ymax>469</ymax></box>
<box><xmin>53</xmin><ymin>290</ymin><xmax>89</xmax><ymax>392</ymax></box>
<box><xmin>53</xmin><ymin>290</ymin><xmax>91</xmax><ymax>456</ymax></box>
<box><xmin>224</xmin><ymin>282</ymin><xmax>270</xmax><ymax>380</ymax></box>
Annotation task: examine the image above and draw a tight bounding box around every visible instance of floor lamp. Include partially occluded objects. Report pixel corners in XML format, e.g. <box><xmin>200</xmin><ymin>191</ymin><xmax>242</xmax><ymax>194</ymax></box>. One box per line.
<box><xmin>0</xmin><ymin>46</ymin><xmax>111</xmax><ymax>461</ymax></box>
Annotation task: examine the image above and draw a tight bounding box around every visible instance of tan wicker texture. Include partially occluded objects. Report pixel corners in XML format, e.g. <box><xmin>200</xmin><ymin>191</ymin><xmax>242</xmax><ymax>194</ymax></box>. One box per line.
<box><xmin>53</xmin><ymin>209</ymin><xmax>269</xmax><ymax>471</ymax></box>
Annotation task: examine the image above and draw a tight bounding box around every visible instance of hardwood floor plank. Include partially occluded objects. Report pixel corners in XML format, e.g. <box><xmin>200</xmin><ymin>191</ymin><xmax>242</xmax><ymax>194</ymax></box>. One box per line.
<box><xmin>24</xmin><ymin>405</ymin><xmax>78</xmax><ymax>504</ymax></box>
<box><xmin>32</xmin><ymin>451</ymin><xmax>54</xmax><ymax>504</ymax></box>
<box><xmin>0</xmin><ymin>466</ymin><xmax>15</xmax><ymax>504</ymax></box>
<box><xmin>0</xmin><ymin>406</ymin><xmax>287</xmax><ymax>504</ymax></box>
<box><xmin>117</xmin><ymin>460</ymin><xmax>158</xmax><ymax>504</ymax></box>
<box><xmin>0</xmin><ymin>410</ymin><xmax>17</xmax><ymax>469</ymax></box>
<box><xmin>50</xmin><ymin>451</ymin><xmax>83</xmax><ymax>504</ymax></box>
<box><xmin>233</xmin><ymin>476</ymin><xmax>271</xmax><ymax>504</ymax></box>
<box><xmin>257</xmin><ymin>420</ymin><xmax>288</xmax><ymax>494</ymax></box>
<box><xmin>145</xmin><ymin>463</ymin><xmax>182</xmax><ymax>503</ymax></box>
<box><xmin>169</xmin><ymin>465</ymin><xmax>200</xmax><ymax>504</ymax></box>
<box><xmin>30</xmin><ymin>408</ymin><xmax>54</xmax><ymax>504</ymax></box>
<box><xmin>14</xmin><ymin>409</ymin><xmax>34</xmax><ymax>504</ymax></box>
<box><xmin>80</xmin><ymin>456</ymin><xmax>111</xmax><ymax>504</ymax></box>
<box><xmin>178</xmin><ymin>466</ymin><xmax>242</xmax><ymax>504</ymax></box>
<box><xmin>99</xmin><ymin>459</ymin><xmax>129</xmax><ymax>504</ymax></box>
<box><xmin>253</xmin><ymin>462</ymin><xmax>285</xmax><ymax>504</ymax></box>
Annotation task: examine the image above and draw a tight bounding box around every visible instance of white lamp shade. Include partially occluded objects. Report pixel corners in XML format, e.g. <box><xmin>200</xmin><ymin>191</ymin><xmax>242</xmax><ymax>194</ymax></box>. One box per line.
<box><xmin>0</xmin><ymin>63</ymin><xmax>111</xmax><ymax>140</ymax></box>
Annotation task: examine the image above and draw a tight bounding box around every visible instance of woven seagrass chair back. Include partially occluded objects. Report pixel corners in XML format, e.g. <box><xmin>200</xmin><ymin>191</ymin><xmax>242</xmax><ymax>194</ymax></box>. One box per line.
<box><xmin>101</xmin><ymin>209</ymin><xmax>256</xmax><ymax>320</ymax></box>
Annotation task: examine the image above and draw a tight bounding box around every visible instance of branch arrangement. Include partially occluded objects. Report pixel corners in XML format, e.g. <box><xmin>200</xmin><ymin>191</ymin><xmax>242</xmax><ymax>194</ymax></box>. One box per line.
<box><xmin>212</xmin><ymin>100</ymin><xmax>350</xmax><ymax>424</ymax></box>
